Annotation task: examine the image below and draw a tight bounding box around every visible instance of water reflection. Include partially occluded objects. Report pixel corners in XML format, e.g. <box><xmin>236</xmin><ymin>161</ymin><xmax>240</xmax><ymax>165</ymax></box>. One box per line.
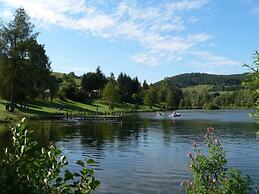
<box><xmin>0</xmin><ymin>110</ymin><xmax>258</xmax><ymax>193</ymax></box>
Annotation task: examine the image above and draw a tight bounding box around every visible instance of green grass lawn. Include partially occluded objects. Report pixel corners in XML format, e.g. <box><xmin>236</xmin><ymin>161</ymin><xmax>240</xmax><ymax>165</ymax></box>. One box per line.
<box><xmin>27</xmin><ymin>99</ymin><xmax>157</xmax><ymax>114</ymax></box>
<box><xmin>0</xmin><ymin>98</ymin><xmax>158</xmax><ymax>123</ymax></box>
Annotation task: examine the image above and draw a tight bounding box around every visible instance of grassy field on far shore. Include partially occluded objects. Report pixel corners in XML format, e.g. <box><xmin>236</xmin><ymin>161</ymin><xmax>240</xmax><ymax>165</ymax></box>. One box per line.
<box><xmin>0</xmin><ymin>98</ymin><xmax>158</xmax><ymax>123</ymax></box>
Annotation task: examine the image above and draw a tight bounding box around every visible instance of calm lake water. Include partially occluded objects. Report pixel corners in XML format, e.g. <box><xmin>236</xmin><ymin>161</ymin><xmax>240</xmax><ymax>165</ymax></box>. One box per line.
<box><xmin>0</xmin><ymin>109</ymin><xmax>259</xmax><ymax>193</ymax></box>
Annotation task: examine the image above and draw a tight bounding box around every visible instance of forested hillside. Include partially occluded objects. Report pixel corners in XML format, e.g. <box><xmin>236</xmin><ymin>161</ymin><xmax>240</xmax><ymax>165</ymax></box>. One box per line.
<box><xmin>151</xmin><ymin>72</ymin><xmax>256</xmax><ymax>109</ymax></box>
<box><xmin>156</xmin><ymin>73</ymin><xmax>249</xmax><ymax>90</ymax></box>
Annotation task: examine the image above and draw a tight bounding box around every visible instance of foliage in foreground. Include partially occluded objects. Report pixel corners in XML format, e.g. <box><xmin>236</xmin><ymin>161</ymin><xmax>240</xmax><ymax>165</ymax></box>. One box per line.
<box><xmin>0</xmin><ymin>118</ymin><xmax>100</xmax><ymax>194</ymax></box>
<box><xmin>243</xmin><ymin>52</ymin><xmax>259</xmax><ymax>110</ymax></box>
<box><xmin>182</xmin><ymin>127</ymin><xmax>254</xmax><ymax>194</ymax></box>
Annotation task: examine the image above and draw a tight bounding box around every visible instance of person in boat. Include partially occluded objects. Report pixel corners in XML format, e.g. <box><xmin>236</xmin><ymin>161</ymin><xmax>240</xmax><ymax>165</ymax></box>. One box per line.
<box><xmin>171</xmin><ymin>111</ymin><xmax>181</xmax><ymax>117</ymax></box>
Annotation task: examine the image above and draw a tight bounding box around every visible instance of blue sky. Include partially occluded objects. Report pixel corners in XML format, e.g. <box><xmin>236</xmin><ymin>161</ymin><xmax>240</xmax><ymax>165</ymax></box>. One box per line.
<box><xmin>0</xmin><ymin>0</ymin><xmax>259</xmax><ymax>83</ymax></box>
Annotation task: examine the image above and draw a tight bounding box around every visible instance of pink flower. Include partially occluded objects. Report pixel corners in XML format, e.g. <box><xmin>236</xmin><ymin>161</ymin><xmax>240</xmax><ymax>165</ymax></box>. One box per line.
<box><xmin>192</xmin><ymin>143</ymin><xmax>197</xmax><ymax>147</ymax></box>
<box><xmin>186</xmin><ymin>152</ymin><xmax>193</xmax><ymax>158</ymax></box>
<box><xmin>208</xmin><ymin>127</ymin><xmax>214</xmax><ymax>132</ymax></box>
<box><xmin>206</xmin><ymin>127</ymin><xmax>214</xmax><ymax>135</ymax></box>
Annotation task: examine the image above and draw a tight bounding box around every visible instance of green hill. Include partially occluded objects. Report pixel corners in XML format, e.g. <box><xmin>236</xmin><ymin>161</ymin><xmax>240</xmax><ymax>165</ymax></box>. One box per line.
<box><xmin>156</xmin><ymin>73</ymin><xmax>249</xmax><ymax>90</ymax></box>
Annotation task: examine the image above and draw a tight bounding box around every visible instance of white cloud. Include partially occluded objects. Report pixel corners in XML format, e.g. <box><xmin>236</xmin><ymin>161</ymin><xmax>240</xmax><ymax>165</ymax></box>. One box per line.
<box><xmin>192</xmin><ymin>51</ymin><xmax>240</xmax><ymax>66</ymax></box>
<box><xmin>131</xmin><ymin>53</ymin><xmax>160</xmax><ymax>66</ymax></box>
<box><xmin>2</xmin><ymin>0</ymin><xmax>239</xmax><ymax>68</ymax></box>
<box><xmin>3</xmin><ymin>0</ymin><xmax>86</xmax><ymax>15</ymax></box>
<box><xmin>132</xmin><ymin>51</ymin><xmax>183</xmax><ymax>66</ymax></box>
<box><xmin>166</xmin><ymin>0</ymin><xmax>209</xmax><ymax>11</ymax></box>
<box><xmin>251</xmin><ymin>7</ymin><xmax>259</xmax><ymax>15</ymax></box>
<box><xmin>75</xmin><ymin>15</ymin><xmax>115</xmax><ymax>32</ymax></box>
<box><xmin>189</xmin><ymin>51</ymin><xmax>241</xmax><ymax>73</ymax></box>
<box><xmin>130</xmin><ymin>33</ymin><xmax>210</xmax><ymax>66</ymax></box>
<box><xmin>0</xmin><ymin>9</ymin><xmax>12</xmax><ymax>19</ymax></box>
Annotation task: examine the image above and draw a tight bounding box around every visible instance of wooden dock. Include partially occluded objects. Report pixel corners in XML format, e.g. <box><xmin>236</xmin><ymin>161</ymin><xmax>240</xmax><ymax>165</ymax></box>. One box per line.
<box><xmin>55</xmin><ymin>111</ymin><xmax>123</xmax><ymax>122</ymax></box>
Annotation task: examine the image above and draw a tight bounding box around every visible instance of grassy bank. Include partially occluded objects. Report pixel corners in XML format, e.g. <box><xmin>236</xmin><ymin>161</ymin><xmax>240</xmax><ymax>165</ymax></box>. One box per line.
<box><xmin>0</xmin><ymin>99</ymin><xmax>158</xmax><ymax>123</ymax></box>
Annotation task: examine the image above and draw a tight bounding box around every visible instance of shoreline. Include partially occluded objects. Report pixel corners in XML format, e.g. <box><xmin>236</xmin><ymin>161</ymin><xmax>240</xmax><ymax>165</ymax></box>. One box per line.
<box><xmin>0</xmin><ymin>107</ymin><xmax>255</xmax><ymax>124</ymax></box>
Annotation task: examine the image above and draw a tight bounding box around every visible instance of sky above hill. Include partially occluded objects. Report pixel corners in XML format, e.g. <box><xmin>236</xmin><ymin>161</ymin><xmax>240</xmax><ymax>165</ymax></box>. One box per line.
<box><xmin>0</xmin><ymin>0</ymin><xmax>259</xmax><ymax>83</ymax></box>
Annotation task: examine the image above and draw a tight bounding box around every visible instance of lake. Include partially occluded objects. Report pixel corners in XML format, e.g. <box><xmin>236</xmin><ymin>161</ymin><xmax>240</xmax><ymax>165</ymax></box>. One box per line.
<box><xmin>0</xmin><ymin>109</ymin><xmax>259</xmax><ymax>193</ymax></box>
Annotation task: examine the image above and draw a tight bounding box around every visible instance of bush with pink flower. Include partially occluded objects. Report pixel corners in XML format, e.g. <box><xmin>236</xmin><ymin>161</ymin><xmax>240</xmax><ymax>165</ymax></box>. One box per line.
<box><xmin>182</xmin><ymin>127</ymin><xmax>253</xmax><ymax>194</ymax></box>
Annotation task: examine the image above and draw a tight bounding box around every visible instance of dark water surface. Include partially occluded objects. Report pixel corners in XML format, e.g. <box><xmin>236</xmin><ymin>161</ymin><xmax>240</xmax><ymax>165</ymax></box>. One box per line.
<box><xmin>0</xmin><ymin>110</ymin><xmax>259</xmax><ymax>193</ymax></box>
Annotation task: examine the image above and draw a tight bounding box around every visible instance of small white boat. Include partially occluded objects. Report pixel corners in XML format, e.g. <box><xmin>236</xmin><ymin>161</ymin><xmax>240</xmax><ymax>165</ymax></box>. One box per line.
<box><xmin>169</xmin><ymin>112</ymin><xmax>181</xmax><ymax>117</ymax></box>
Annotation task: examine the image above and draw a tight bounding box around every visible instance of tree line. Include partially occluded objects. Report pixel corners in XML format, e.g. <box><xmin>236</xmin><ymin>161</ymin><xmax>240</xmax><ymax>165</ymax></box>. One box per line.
<box><xmin>180</xmin><ymin>89</ymin><xmax>257</xmax><ymax>109</ymax></box>
<box><xmin>56</xmin><ymin>69</ymin><xmax>258</xmax><ymax>110</ymax></box>
<box><xmin>52</xmin><ymin>69</ymin><xmax>185</xmax><ymax>110</ymax></box>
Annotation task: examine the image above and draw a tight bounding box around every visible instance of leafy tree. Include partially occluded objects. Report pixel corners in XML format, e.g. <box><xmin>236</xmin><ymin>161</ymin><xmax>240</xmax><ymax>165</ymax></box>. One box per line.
<box><xmin>47</xmin><ymin>75</ymin><xmax>59</xmax><ymax>102</ymax></box>
<box><xmin>173</xmin><ymin>87</ymin><xmax>183</xmax><ymax>107</ymax></box>
<box><xmin>81</xmin><ymin>73</ymin><xmax>100</xmax><ymax>94</ymax></box>
<box><xmin>131</xmin><ymin>93</ymin><xmax>142</xmax><ymax>104</ymax></box>
<box><xmin>179</xmin><ymin>99</ymin><xmax>185</xmax><ymax>108</ymax></box>
<box><xmin>142</xmin><ymin>80</ymin><xmax>149</xmax><ymax>90</ymax></box>
<box><xmin>58</xmin><ymin>74</ymin><xmax>77</xmax><ymax>100</ymax></box>
<box><xmin>158</xmin><ymin>79</ymin><xmax>171</xmax><ymax>103</ymax></box>
<box><xmin>235</xmin><ymin>90</ymin><xmax>257</xmax><ymax>108</ymax></box>
<box><xmin>117</xmin><ymin>73</ymin><xmax>133</xmax><ymax>103</ymax></box>
<box><xmin>132</xmin><ymin>77</ymin><xmax>141</xmax><ymax>94</ymax></box>
<box><xmin>165</xmin><ymin>90</ymin><xmax>175</xmax><ymax>109</ymax></box>
<box><xmin>67</xmin><ymin>71</ymin><xmax>76</xmax><ymax>78</ymax></box>
<box><xmin>242</xmin><ymin>52</ymin><xmax>259</xmax><ymax>108</ymax></box>
<box><xmin>155</xmin><ymin>79</ymin><xmax>183</xmax><ymax>109</ymax></box>
<box><xmin>108</xmin><ymin>72</ymin><xmax>116</xmax><ymax>83</ymax></box>
<box><xmin>202</xmin><ymin>102</ymin><xmax>219</xmax><ymax>110</ymax></box>
<box><xmin>81</xmin><ymin>67</ymin><xmax>107</xmax><ymax>99</ymax></box>
<box><xmin>25</xmin><ymin>39</ymin><xmax>52</xmax><ymax>100</ymax></box>
<box><xmin>0</xmin><ymin>8</ymin><xmax>51</xmax><ymax>111</ymax></box>
<box><xmin>96</xmin><ymin>66</ymin><xmax>107</xmax><ymax>89</ymax></box>
<box><xmin>144</xmin><ymin>86</ymin><xmax>157</xmax><ymax>108</ymax></box>
<box><xmin>102</xmin><ymin>81</ymin><xmax>120</xmax><ymax>109</ymax></box>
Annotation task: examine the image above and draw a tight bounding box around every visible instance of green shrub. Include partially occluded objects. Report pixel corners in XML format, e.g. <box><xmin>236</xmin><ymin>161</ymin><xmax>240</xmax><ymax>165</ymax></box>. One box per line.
<box><xmin>0</xmin><ymin>118</ymin><xmax>100</xmax><ymax>194</ymax></box>
<box><xmin>182</xmin><ymin>127</ymin><xmax>253</xmax><ymax>194</ymax></box>
<box><xmin>202</xmin><ymin>103</ymin><xmax>219</xmax><ymax>110</ymax></box>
